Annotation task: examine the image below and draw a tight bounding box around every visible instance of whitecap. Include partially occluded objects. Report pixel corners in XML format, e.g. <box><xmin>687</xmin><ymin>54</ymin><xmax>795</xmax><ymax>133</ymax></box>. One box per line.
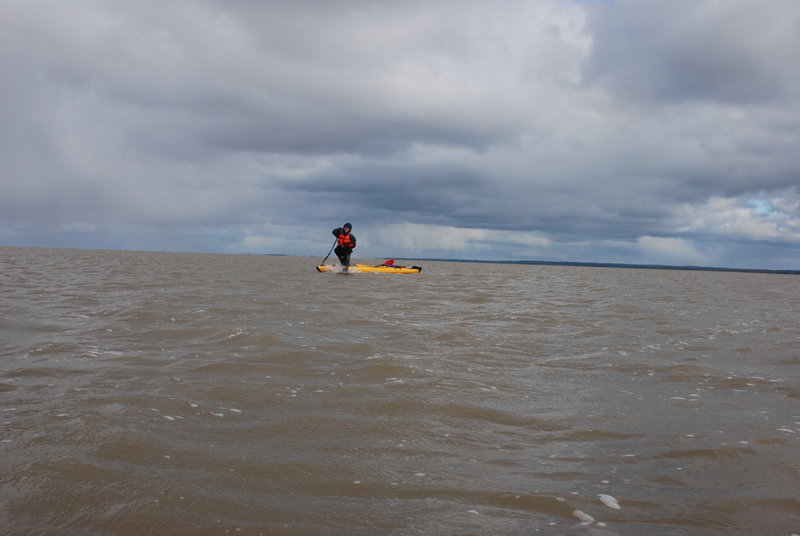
<box><xmin>598</xmin><ymin>494</ymin><xmax>621</xmax><ymax>510</ymax></box>
<box><xmin>572</xmin><ymin>510</ymin><xmax>595</xmax><ymax>524</ymax></box>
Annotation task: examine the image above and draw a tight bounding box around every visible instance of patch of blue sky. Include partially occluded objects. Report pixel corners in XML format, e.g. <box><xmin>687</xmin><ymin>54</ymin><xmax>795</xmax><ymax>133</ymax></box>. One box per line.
<box><xmin>746</xmin><ymin>198</ymin><xmax>780</xmax><ymax>217</ymax></box>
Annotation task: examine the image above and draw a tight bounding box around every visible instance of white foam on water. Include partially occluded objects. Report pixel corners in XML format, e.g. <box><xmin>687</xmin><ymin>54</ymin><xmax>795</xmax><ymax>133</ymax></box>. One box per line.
<box><xmin>572</xmin><ymin>510</ymin><xmax>595</xmax><ymax>524</ymax></box>
<box><xmin>225</xmin><ymin>328</ymin><xmax>245</xmax><ymax>340</ymax></box>
<box><xmin>598</xmin><ymin>494</ymin><xmax>621</xmax><ymax>509</ymax></box>
<box><xmin>87</xmin><ymin>348</ymin><xmax>123</xmax><ymax>357</ymax></box>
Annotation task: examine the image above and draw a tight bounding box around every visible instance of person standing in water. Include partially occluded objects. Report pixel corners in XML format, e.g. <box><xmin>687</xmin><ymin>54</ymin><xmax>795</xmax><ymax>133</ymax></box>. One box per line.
<box><xmin>332</xmin><ymin>223</ymin><xmax>356</xmax><ymax>271</ymax></box>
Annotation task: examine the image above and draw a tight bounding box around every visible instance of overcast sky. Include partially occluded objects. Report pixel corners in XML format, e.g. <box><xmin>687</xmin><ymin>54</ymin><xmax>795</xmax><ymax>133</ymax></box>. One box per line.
<box><xmin>2</xmin><ymin>0</ymin><xmax>799</xmax><ymax>269</ymax></box>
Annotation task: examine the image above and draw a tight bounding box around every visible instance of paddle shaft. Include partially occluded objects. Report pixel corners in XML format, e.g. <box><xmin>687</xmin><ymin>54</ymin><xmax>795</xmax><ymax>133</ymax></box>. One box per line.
<box><xmin>321</xmin><ymin>238</ymin><xmax>338</xmax><ymax>264</ymax></box>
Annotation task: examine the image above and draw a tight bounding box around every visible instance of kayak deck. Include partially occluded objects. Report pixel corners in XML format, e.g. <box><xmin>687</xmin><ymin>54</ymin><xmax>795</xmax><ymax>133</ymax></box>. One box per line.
<box><xmin>316</xmin><ymin>263</ymin><xmax>422</xmax><ymax>274</ymax></box>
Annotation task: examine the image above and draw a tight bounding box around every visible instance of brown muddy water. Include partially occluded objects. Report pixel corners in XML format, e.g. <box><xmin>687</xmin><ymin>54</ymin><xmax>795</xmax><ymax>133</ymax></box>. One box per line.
<box><xmin>1</xmin><ymin>247</ymin><xmax>798</xmax><ymax>535</ymax></box>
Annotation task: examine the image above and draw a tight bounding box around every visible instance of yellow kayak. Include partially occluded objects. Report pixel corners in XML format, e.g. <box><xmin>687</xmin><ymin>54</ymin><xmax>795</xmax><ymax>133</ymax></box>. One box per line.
<box><xmin>316</xmin><ymin>262</ymin><xmax>422</xmax><ymax>274</ymax></box>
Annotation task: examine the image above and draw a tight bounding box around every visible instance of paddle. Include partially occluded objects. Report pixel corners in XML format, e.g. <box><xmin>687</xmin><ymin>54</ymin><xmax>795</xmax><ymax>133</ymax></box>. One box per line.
<box><xmin>320</xmin><ymin>238</ymin><xmax>338</xmax><ymax>265</ymax></box>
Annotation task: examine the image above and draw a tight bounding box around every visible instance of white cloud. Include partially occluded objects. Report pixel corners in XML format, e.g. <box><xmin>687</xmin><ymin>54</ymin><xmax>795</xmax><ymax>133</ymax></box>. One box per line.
<box><xmin>635</xmin><ymin>236</ymin><xmax>710</xmax><ymax>266</ymax></box>
<box><xmin>672</xmin><ymin>191</ymin><xmax>800</xmax><ymax>244</ymax></box>
<box><xmin>359</xmin><ymin>223</ymin><xmax>550</xmax><ymax>258</ymax></box>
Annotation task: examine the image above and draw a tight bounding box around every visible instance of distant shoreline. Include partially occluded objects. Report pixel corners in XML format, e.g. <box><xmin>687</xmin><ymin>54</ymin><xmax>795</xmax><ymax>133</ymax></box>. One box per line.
<box><xmin>393</xmin><ymin>257</ymin><xmax>800</xmax><ymax>275</ymax></box>
<box><xmin>2</xmin><ymin>246</ymin><xmax>796</xmax><ymax>274</ymax></box>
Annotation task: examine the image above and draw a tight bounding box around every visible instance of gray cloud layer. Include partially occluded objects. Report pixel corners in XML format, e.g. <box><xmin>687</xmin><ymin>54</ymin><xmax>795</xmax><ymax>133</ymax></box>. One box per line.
<box><xmin>2</xmin><ymin>0</ymin><xmax>799</xmax><ymax>269</ymax></box>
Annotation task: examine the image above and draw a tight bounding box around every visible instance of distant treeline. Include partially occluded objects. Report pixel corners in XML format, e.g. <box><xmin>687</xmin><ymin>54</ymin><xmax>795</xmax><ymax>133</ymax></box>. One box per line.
<box><xmin>395</xmin><ymin>258</ymin><xmax>799</xmax><ymax>275</ymax></box>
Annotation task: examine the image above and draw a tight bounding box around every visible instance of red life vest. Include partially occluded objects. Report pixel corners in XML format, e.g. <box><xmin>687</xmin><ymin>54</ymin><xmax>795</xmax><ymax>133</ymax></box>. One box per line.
<box><xmin>337</xmin><ymin>233</ymin><xmax>354</xmax><ymax>248</ymax></box>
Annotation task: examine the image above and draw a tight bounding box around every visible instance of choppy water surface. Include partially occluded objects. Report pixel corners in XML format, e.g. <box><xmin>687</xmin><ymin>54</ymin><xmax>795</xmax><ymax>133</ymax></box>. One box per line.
<box><xmin>1</xmin><ymin>247</ymin><xmax>798</xmax><ymax>535</ymax></box>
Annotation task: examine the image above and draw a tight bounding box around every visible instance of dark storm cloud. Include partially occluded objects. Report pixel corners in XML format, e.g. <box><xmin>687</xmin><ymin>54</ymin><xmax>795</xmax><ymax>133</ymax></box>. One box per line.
<box><xmin>583</xmin><ymin>0</ymin><xmax>800</xmax><ymax>105</ymax></box>
<box><xmin>1</xmin><ymin>0</ymin><xmax>799</xmax><ymax>269</ymax></box>
<box><xmin>283</xmin><ymin>160</ymin><xmax>491</xmax><ymax>226</ymax></box>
